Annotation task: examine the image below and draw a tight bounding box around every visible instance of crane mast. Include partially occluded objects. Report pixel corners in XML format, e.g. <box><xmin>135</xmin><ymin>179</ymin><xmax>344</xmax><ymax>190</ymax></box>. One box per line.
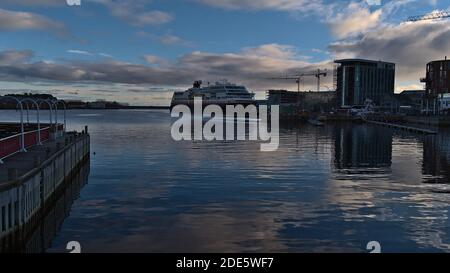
<box><xmin>406</xmin><ymin>10</ymin><xmax>450</xmax><ymax>22</ymax></box>
<box><xmin>268</xmin><ymin>69</ymin><xmax>327</xmax><ymax>92</ymax></box>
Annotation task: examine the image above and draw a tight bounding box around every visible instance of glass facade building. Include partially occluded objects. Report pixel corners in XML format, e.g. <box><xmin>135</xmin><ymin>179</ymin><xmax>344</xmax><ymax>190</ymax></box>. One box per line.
<box><xmin>335</xmin><ymin>59</ymin><xmax>395</xmax><ymax>107</ymax></box>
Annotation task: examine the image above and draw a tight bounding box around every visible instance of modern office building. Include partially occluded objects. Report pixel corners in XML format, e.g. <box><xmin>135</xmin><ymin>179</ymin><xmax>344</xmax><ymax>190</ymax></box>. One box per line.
<box><xmin>421</xmin><ymin>57</ymin><xmax>450</xmax><ymax>113</ymax></box>
<box><xmin>335</xmin><ymin>59</ymin><xmax>395</xmax><ymax>107</ymax></box>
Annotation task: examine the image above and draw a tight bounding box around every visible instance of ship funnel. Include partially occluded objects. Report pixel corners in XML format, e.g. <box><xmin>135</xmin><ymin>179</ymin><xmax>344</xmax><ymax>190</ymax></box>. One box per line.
<box><xmin>193</xmin><ymin>80</ymin><xmax>202</xmax><ymax>88</ymax></box>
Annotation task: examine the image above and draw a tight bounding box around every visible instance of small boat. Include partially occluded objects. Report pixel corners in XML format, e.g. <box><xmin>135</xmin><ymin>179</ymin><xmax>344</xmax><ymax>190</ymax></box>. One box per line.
<box><xmin>307</xmin><ymin>118</ymin><xmax>324</xmax><ymax>126</ymax></box>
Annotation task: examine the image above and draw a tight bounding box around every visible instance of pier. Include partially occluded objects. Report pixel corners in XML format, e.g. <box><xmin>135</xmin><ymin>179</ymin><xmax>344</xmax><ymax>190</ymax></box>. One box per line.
<box><xmin>363</xmin><ymin>119</ymin><xmax>437</xmax><ymax>134</ymax></box>
<box><xmin>0</xmin><ymin>128</ymin><xmax>89</xmax><ymax>244</ymax></box>
<box><xmin>0</xmin><ymin>96</ymin><xmax>90</xmax><ymax>246</ymax></box>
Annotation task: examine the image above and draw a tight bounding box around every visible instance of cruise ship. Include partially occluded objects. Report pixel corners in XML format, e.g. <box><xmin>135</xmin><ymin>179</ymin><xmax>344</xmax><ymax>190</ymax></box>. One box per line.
<box><xmin>170</xmin><ymin>80</ymin><xmax>256</xmax><ymax>109</ymax></box>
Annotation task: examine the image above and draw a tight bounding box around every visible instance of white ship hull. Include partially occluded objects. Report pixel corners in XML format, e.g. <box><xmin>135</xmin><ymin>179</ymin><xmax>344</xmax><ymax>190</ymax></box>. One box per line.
<box><xmin>170</xmin><ymin>80</ymin><xmax>256</xmax><ymax>109</ymax></box>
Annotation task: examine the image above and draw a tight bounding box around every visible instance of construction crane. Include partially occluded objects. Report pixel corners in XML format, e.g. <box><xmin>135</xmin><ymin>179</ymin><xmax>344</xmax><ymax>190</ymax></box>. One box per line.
<box><xmin>268</xmin><ymin>69</ymin><xmax>327</xmax><ymax>92</ymax></box>
<box><xmin>406</xmin><ymin>10</ymin><xmax>450</xmax><ymax>22</ymax></box>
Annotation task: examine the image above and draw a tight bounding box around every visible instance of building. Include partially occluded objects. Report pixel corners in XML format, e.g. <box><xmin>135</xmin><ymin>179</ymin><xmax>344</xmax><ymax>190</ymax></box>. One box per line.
<box><xmin>394</xmin><ymin>90</ymin><xmax>425</xmax><ymax>114</ymax></box>
<box><xmin>267</xmin><ymin>90</ymin><xmax>336</xmax><ymax>113</ymax></box>
<box><xmin>421</xmin><ymin>57</ymin><xmax>450</xmax><ymax>113</ymax></box>
<box><xmin>302</xmin><ymin>91</ymin><xmax>336</xmax><ymax>112</ymax></box>
<box><xmin>439</xmin><ymin>93</ymin><xmax>450</xmax><ymax>114</ymax></box>
<box><xmin>266</xmin><ymin>90</ymin><xmax>300</xmax><ymax>105</ymax></box>
<box><xmin>335</xmin><ymin>59</ymin><xmax>395</xmax><ymax>107</ymax></box>
<box><xmin>266</xmin><ymin>90</ymin><xmax>301</xmax><ymax>118</ymax></box>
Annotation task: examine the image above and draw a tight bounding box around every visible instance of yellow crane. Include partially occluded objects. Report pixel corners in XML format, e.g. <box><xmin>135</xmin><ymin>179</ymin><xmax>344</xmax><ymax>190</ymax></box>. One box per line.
<box><xmin>406</xmin><ymin>10</ymin><xmax>450</xmax><ymax>22</ymax></box>
<box><xmin>268</xmin><ymin>69</ymin><xmax>327</xmax><ymax>92</ymax></box>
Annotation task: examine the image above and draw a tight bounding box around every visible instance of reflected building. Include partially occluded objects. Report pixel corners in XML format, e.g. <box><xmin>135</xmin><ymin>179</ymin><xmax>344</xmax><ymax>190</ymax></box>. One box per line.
<box><xmin>422</xmin><ymin>132</ymin><xmax>450</xmax><ymax>183</ymax></box>
<box><xmin>334</xmin><ymin>124</ymin><xmax>393</xmax><ymax>169</ymax></box>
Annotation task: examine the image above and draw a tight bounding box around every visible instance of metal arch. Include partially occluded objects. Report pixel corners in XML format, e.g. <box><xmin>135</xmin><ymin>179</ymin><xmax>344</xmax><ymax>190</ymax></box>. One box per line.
<box><xmin>0</xmin><ymin>95</ymin><xmax>27</xmax><ymax>153</ymax></box>
<box><xmin>23</xmin><ymin>101</ymin><xmax>30</xmax><ymax>124</ymax></box>
<box><xmin>49</xmin><ymin>100</ymin><xmax>58</xmax><ymax>127</ymax></box>
<box><xmin>55</xmin><ymin>100</ymin><xmax>67</xmax><ymax>132</ymax></box>
<box><xmin>37</xmin><ymin>99</ymin><xmax>54</xmax><ymax>126</ymax></box>
<box><xmin>20</xmin><ymin>98</ymin><xmax>43</xmax><ymax>145</ymax></box>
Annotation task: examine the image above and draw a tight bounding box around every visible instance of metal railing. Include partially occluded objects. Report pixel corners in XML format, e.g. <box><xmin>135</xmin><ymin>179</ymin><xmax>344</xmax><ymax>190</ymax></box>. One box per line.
<box><xmin>0</xmin><ymin>127</ymin><xmax>52</xmax><ymax>162</ymax></box>
<box><xmin>0</xmin><ymin>95</ymin><xmax>68</xmax><ymax>164</ymax></box>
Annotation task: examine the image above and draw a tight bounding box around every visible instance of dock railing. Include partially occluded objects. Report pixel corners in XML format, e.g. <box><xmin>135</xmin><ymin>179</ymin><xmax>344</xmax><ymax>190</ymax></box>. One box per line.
<box><xmin>0</xmin><ymin>126</ymin><xmax>55</xmax><ymax>163</ymax></box>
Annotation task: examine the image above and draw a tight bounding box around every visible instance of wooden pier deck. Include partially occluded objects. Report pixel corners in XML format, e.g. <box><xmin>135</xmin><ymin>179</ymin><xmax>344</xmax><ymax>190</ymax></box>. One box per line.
<box><xmin>0</xmin><ymin>137</ymin><xmax>66</xmax><ymax>187</ymax></box>
<box><xmin>364</xmin><ymin>119</ymin><xmax>437</xmax><ymax>134</ymax></box>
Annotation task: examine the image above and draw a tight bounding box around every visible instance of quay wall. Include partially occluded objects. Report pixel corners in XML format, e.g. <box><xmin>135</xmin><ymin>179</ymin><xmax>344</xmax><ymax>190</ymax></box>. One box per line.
<box><xmin>404</xmin><ymin>116</ymin><xmax>450</xmax><ymax>127</ymax></box>
<box><xmin>0</xmin><ymin>133</ymin><xmax>90</xmax><ymax>242</ymax></box>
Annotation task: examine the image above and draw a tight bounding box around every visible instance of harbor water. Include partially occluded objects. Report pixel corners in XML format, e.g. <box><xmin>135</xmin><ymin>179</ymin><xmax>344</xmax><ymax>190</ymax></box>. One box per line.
<box><xmin>1</xmin><ymin>109</ymin><xmax>450</xmax><ymax>253</ymax></box>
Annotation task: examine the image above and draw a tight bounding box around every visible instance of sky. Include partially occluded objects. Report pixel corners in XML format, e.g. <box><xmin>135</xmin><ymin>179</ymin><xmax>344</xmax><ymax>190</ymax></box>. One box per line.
<box><xmin>0</xmin><ymin>0</ymin><xmax>449</xmax><ymax>105</ymax></box>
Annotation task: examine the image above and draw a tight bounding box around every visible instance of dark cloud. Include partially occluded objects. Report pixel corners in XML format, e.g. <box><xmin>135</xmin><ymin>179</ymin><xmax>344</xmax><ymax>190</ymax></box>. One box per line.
<box><xmin>329</xmin><ymin>20</ymin><xmax>450</xmax><ymax>84</ymax></box>
<box><xmin>0</xmin><ymin>50</ymin><xmax>33</xmax><ymax>65</ymax></box>
<box><xmin>430</xmin><ymin>29</ymin><xmax>450</xmax><ymax>51</ymax></box>
<box><xmin>0</xmin><ymin>45</ymin><xmax>333</xmax><ymax>90</ymax></box>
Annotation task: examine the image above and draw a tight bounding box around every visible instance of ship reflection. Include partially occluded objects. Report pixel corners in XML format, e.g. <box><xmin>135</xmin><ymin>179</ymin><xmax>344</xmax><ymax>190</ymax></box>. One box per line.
<box><xmin>0</xmin><ymin>163</ymin><xmax>90</xmax><ymax>253</ymax></box>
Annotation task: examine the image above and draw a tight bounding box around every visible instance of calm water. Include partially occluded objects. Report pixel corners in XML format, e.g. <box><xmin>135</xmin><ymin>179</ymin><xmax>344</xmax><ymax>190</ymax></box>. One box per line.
<box><xmin>1</xmin><ymin>109</ymin><xmax>450</xmax><ymax>253</ymax></box>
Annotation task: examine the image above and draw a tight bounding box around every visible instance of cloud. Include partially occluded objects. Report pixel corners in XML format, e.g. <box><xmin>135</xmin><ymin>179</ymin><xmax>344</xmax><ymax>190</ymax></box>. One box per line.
<box><xmin>0</xmin><ymin>0</ymin><xmax>64</xmax><ymax>6</ymax></box>
<box><xmin>67</xmin><ymin>49</ymin><xmax>94</xmax><ymax>56</ymax></box>
<box><xmin>99</xmin><ymin>53</ymin><xmax>113</xmax><ymax>58</ymax></box>
<box><xmin>0</xmin><ymin>8</ymin><xmax>68</xmax><ymax>35</ymax></box>
<box><xmin>329</xmin><ymin>19</ymin><xmax>450</xmax><ymax>85</ymax></box>
<box><xmin>329</xmin><ymin>2</ymin><xmax>383</xmax><ymax>38</ymax></box>
<box><xmin>136</xmin><ymin>31</ymin><xmax>192</xmax><ymax>46</ymax></box>
<box><xmin>159</xmin><ymin>34</ymin><xmax>188</xmax><ymax>45</ymax></box>
<box><xmin>0</xmin><ymin>45</ymin><xmax>331</xmax><ymax>90</ymax></box>
<box><xmin>91</xmin><ymin>0</ymin><xmax>173</xmax><ymax>26</ymax></box>
<box><xmin>194</xmin><ymin>0</ymin><xmax>325</xmax><ymax>12</ymax></box>
<box><xmin>68</xmin><ymin>50</ymin><xmax>115</xmax><ymax>58</ymax></box>
<box><xmin>195</xmin><ymin>0</ymin><xmax>422</xmax><ymax>40</ymax></box>
<box><xmin>0</xmin><ymin>50</ymin><xmax>33</xmax><ymax>65</ymax></box>
<box><xmin>143</xmin><ymin>55</ymin><xmax>170</xmax><ymax>67</ymax></box>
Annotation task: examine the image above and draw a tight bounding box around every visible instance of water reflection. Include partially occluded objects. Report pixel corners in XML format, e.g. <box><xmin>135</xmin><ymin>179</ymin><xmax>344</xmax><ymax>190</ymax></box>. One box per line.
<box><xmin>334</xmin><ymin>123</ymin><xmax>393</xmax><ymax>169</ymax></box>
<box><xmin>422</xmin><ymin>133</ymin><xmax>450</xmax><ymax>184</ymax></box>
<box><xmin>1</xmin><ymin>110</ymin><xmax>450</xmax><ymax>252</ymax></box>
<box><xmin>0</xmin><ymin>162</ymin><xmax>89</xmax><ymax>253</ymax></box>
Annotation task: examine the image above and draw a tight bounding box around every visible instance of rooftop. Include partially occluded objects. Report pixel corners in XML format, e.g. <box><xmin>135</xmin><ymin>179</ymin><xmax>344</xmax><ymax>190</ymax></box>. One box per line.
<box><xmin>335</xmin><ymin>58</ymin><xmax>395</xmax><ymax>65</ymax></box>
<box><xmin>427</xmin><ymin>58</ymin><xmax>450</xmax><ymax>64</ymax></box>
